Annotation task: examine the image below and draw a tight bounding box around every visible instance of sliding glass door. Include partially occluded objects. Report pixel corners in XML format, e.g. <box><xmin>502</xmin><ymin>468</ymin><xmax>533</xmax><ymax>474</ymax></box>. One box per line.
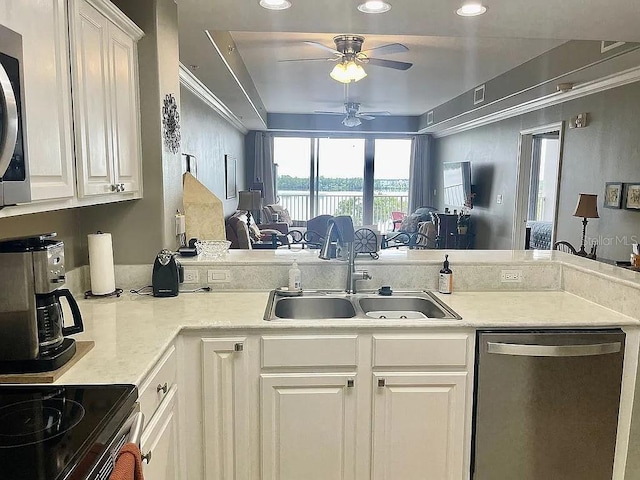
<box><xmin>274</xmin><ymin>136</ymin><xmax>411</xmax><ymax>228</ymax></box>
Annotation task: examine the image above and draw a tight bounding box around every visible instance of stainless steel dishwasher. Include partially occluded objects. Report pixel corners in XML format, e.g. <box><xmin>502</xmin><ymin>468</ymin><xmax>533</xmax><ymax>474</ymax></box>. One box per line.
<box><xmin>472</xmin><ymin>329</ymin><xmax>625</xmax><ymax>480</ymax></box>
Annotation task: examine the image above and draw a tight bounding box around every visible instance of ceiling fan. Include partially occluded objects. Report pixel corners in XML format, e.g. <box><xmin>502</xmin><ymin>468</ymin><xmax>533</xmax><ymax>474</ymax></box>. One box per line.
<box><xmin>280</xmin><ymin>35</ymin><xmax>413</xmax><ymax>83</ymax></box>
<box><xmin>316</xmin><ymin>102</ymin><xmax>391</xmax><ymax>127</ymax></box>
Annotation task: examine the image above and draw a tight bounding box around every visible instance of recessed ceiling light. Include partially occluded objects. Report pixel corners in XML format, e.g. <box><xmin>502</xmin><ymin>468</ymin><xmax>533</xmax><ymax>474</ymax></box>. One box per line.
<box><xmin>259</xmin><ymin>0</ymin><xmax>291</xmax><ymax>10</ymax></box>
<box><xmin>357</xmin><ymin>1</ymin><xmax>391</xmax><ymax>14</ymax></box>
<box><xmin>456</xmin><ymin>1</ymin><xmax>487</xmax><ymax>16</ymax></box>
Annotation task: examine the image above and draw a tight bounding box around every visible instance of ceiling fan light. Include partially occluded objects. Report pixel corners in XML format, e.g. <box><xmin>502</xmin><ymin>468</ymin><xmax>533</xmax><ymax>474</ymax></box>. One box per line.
<box><xmin>259</xmin><ymin>0</ymin><xmax>291</xmax><ymax>10</ymax></box>
<box><xmin>342</xmin><ymin>116</ymin><xmax>362</xmax><ymax>127</ymax></box>
<box><xmin>357</xmin><ymin>1</ymin><xmax>391</xmax><ymax>14</ymax></box>
<box><xmin>456</xmin><ymin>1</ymin><xmax>487</xmax><ymax>16</ymax></box>
<box><xmin>344</xmin><ymin>61</ymin><xmax>367</xmax><ymax>82</ymax></box>
<box><xmin>330</xmin><ymin>63</ymin><xmax>351</xmax><ymax>83</ymax></box>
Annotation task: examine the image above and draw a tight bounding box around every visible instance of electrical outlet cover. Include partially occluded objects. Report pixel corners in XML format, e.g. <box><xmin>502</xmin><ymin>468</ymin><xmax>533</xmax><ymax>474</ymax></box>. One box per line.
<box><xmin>501</xmin><ymin>270</ymin><xmax>523</xmax><ymax>282</ymax></box>
<box><xmin>183</xmin><ymin>269</ymin><xmax>199</xmax><ymax>284</ymax></box>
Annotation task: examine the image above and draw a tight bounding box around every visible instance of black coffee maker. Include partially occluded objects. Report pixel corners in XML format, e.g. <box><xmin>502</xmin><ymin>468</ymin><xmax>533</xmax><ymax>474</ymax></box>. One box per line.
<box><xmin>0</xmin><ymin>233</ymin><xmax>84</xmax><ymax>373</ymax></box>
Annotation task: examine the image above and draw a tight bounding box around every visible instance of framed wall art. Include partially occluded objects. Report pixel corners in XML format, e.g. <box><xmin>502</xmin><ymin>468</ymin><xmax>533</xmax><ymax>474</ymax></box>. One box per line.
<box><xmin>604</xmin><ymin>182</ymin><xmax>623</xmax><ymax>209</ymax></box>
<box><xmin>624</xmin><ymin>183</ymin><xmax>640</xmax><ymax>210</ymax></box>
<box><xmin>225</xmin><ymin>155</ymin><xmax>237</xmax><ymax>199</ymax></box>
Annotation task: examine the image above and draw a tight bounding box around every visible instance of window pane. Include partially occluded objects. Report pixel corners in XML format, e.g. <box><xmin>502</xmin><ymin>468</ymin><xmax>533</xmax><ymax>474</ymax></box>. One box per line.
<box><xmin>373</xmin><ymin>139</ymin><xmax>411</xmax><ymax>230</ymax></box>
<box><xmin>317</xmin><ymin>138</ymin><xmax>365</xmax><ymax>224</ymax></box>
<box><xmin>274</xmin><ymin>137</ymin><xmax>311</xmax><ymax>222</ymax></box>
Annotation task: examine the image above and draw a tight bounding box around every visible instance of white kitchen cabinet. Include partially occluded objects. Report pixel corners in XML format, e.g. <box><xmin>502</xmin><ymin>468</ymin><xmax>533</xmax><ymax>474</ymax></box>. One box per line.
<box><xmin>0</xmin><ymin>0</ymin><xmax>76</xmax><ymax>201</ymax></box>
<box><xmin>201</xmin><ymin>338</ymin><xmax>251</xmax><ymax>480</ymax></box>
<box><xmin>260</xmin><ymin>373</ymin><xmax>358</xmax><ymax>480</ymax></box>
<box><xmin>141</xmin><ymin>385</ymin><xmax>180</xmax><ymax>480</ymax></box>
<box><xmin>371</xmin><ymin>372</ymin><xmax>467</xmax><ymax>480</ymax></box>
<box><xmin>69</xmin><ymin>0</ymin><xmax>143</xmax><ymax>198</ymax></box>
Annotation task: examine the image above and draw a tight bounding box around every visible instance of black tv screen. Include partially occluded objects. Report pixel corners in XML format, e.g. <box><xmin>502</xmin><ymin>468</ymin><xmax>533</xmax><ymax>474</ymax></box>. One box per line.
<box><xmin>443</xmin><ymin>161</ymin><xmax>472</xmax><ymax>208</ymax></box>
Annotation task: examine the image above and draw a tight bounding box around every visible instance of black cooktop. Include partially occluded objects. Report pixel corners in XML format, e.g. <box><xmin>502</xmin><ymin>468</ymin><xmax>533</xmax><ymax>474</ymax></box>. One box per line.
<box><xmin>0</xmin><ymin>384</ymin><xmax>137</xmax><ymax>480</ymax></box>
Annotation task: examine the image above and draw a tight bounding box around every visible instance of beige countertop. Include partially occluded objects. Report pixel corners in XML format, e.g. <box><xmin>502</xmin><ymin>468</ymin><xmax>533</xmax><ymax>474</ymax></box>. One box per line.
<box><xmin>56</xmin><ymin>289</ymin><xmax>639</xmax><ymax>386</ymax></box>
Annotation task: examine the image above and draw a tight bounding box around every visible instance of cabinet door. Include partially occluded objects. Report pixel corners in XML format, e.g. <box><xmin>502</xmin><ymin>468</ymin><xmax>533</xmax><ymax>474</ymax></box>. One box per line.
<box><xmin>107</xmin><ymin>22</ymin><xmax>140</xmax><ymax>195</ymax></box>
<box><xmin>71</xmin><ymin>0</ymin><xmax>114</xmax><ymax>197</ymax></box>
<box><xmin>372</xmin><ymin>372</ymin><xmax>467</xmax><ymax>480</ymax></box>
<box><xmin>261</xmin><ymin>373</ymin><xmax>357</xmax><ymax>480</ymax></box>
<box><xmin>202</xmin><ymin>338</ymin><xmax>250</xmax><ymax>480</ymax></box>
<box><xmin>0</xmin><ymin>1</ymin><xmax>75</xmax><ymax>200</ymax></box>
<box><xmin>140</xmin><ymin>385</ymin><xmax>180</xmax><ymax>480</ymax></box>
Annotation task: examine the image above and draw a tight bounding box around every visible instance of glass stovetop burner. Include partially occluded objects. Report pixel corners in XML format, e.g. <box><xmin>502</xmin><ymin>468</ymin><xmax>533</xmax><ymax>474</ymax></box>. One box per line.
<box><xmin>0</xmin><ymin>397</ymin><xmax>85</xmax><ymax>447</ymax></box>
<box><xmin>0</xmin><ymin>384</ymin><xmax>136</xmax><ymax>480</ymax></box>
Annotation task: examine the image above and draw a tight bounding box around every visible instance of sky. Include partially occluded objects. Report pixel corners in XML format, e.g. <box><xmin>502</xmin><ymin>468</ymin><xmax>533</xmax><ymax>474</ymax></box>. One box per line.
<box><xmin>274</xmin><ymin>137</ymin><xmax>411</xmax><ymax>180</ymax></box>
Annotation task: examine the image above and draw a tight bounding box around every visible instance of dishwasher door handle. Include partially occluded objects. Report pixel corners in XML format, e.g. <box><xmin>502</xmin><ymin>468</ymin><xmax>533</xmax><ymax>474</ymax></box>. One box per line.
<box><xmin>486</xmin><ymin>341</ymin><xmax>622</xmax><ymax>357</ymax></box>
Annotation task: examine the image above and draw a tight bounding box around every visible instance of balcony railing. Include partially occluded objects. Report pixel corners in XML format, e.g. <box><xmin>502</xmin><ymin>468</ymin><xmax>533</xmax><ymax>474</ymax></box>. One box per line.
<box><xmin>278</xmin><ymin>191</ymin><xmax>409</xmax><ymax>228</ymax></box>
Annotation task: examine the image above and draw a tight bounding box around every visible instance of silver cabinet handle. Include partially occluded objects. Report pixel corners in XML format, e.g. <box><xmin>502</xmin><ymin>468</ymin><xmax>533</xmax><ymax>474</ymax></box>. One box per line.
<box><xmin>234</xmin><ymin>343</ymin><xmax>244</xmax><ymax>352</ymax></box>
<box><xmin>119</xmin><ymin>183</ymin><xmax>125</xmax><ymax>192</ymax></box>
<box><xmin>347</xmin><ymin>378</ymin><xmax>354</xmax><ymax>388</ymax></box>
<box><xmin>486</xmin><ymin>341</ymin><xmax>622</xmax><ymax>357</ymax></box>
<box><xmin>156</xmin><ymin>382</ymin><xmax>168</xmax><ymax>394</ymax></box>
<box><xmin>378</xmin><ymin>378</ymin><xmax>386</xmax><ymax>388</ymax></box>
<box><xmin>0</xmin><ymin>62</ymin><xmax>18</xmax><ymax>178</ymax></box>
<box><xmin>110</xmin><ymin>184</ymin><xmax>119</xmax><ymax>192</ymax></box>
<box><xmin>141</xmin><ymin>451</ymin><xmax>152</xmax><ymax>464</ymax></box>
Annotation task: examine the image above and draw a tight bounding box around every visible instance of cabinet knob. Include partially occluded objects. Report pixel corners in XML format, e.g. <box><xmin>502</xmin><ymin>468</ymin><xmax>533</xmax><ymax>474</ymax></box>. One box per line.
<box><xmin>119</xmin><ymin>183</ymin><xmax>125</xmax><ymax>192</ymax></box>
<box><xmin>377</xmin><ymin>378</ymin><xmax>386</xmax><ymax>388</ymax></box>
<box><xmin>156</xmin><ymin>382</ymin><xmax>168</xmax><ymax>394</ymax></box>
<box><xmin>110</xmin><ymin>184</ymin><xmax>118</xmax><ymax>192</ymax></box>
<box><xmin>234</xmin><ymin>343</ymin><xmax>244</xmax><ymax>352</ymax></box>
<box><xmin>141</xmin><ymin>451</ymin><xmax>152</xmax><ymax>464</ymax></box>
<box><xmin>346</xmin><ymin>379</ymin><xmax>355</xmax><ymax>388</ymax></box>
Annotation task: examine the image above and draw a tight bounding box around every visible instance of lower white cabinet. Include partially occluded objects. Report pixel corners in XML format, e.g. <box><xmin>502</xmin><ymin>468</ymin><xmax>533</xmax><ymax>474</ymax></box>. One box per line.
<box><xmin>371</xmin><ymin>372</ymin><xmax>468</xmax><ymax>480</ymax></box>
<box><xmin>260</xmin><ymin>374</ymin><xmax>358</xmax><ymax>480</ymax></box>
<box><xmin>201</xmin><ymin>338</ymin><xmax>250</xmax><ymax>480</ymax></box>
<box><xmin>140</xmin><ymin>385</ymin><xmax>180</xmax><ymax>480</ymax></box>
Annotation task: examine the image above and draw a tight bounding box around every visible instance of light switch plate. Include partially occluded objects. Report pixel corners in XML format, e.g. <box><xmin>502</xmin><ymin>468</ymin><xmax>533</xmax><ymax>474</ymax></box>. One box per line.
<box><xmin>497</xmin><ymin>195</ymin><xmax>503</xmax><ymax>204</ymax></box>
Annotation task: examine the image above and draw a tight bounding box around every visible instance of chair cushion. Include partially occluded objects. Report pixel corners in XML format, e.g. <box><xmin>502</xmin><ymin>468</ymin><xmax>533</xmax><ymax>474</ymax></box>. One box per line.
<box><xmin>399</xmin><ymin>214</ymin><xmax>421</xmax><ymax>233</ymax></box>
<box><xmin>264</xmin><ymin>204</ymin><xmax>292</xmax><ymax>226</ymax></box>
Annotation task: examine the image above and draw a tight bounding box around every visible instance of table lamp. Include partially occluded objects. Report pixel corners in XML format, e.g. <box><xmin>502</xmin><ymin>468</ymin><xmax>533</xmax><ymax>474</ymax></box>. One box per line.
<box><xmin>573</xmin><ymin>193</ymin><xmax>599</xmax><ymax>256</ymax></box>
<box><xmin>238</xmin><ymin>190</ymin><xmax>262</xmax><ymax>229</ymax></box>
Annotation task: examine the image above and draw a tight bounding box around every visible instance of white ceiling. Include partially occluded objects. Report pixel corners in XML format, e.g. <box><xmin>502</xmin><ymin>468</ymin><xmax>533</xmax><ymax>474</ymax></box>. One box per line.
<box><xmin>177</xmin><ymin>0</ymin><xmax>640</xmax><ymax>130</ymax></box>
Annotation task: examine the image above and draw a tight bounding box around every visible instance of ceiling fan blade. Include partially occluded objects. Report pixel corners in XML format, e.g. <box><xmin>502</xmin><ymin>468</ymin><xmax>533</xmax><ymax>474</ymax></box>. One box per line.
<box><xmin>303</xmin><ymin>41</ymin><xmax>342</xmax><ymax>56</ymax></box>
<box><xmin>366</xmin><ymin>58</ymin><xmax>413</xmax><ymax>70</ymax></box>
<box><xmin>314</xmin><ymin>111</ymin><xmax>345</xmax><ymax>115</ymax></box>
<box><xmin>278</xmin><ymin>58</ymin><xmax>336</xmax><ymax>63</ymax></box>
<box><xmin>361</xmin><ymin>43</ymin><xmax>409</xmax><ymax>56</ymax></box>
<box><xmin>358</xmin><ymin>115</ymin><xmax>376</xmax><ymax>121</ymax></box>
<box><xmin>359</xmin><ymin>111</ymin><xmax>391</xmax><ymax>116</ymax></box>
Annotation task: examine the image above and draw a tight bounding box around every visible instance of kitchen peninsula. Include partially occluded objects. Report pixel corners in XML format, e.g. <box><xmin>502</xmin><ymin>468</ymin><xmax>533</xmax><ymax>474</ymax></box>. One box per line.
<box><xmin>55</xmin><ymin>250</ymin><xmax>640</xmax><ymax>480</ymax></box>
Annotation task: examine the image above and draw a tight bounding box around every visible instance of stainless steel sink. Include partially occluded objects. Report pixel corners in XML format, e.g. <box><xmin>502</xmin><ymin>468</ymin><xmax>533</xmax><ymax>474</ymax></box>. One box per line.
<box><xmin>274</xmin><ymin>296</ymin><xmax>356</xmax><ymax>319</ymax></box>
<box><xmin>264</xmin><ymin>290</ymin><xmax>461</xmax><ymax>321</ymax></box>
<box><xmin>358</xmin><ymin>296</ymin><xmax>453</xmax><ymax>319</ymax></box>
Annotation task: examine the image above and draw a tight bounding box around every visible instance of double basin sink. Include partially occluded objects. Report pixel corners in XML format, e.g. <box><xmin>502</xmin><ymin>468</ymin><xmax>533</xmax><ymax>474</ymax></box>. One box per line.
<box><xmin>264</xmin><ymin>290</ymin><xmax>461</xmax><ymax>321</ymax></box>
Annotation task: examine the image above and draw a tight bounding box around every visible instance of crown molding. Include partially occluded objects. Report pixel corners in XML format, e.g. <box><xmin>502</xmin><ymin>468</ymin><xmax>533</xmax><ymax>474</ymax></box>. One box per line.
<box><xmin>85</xmin><ymin>0</ymin><xmax>144</xmax><ymax>40</ymax></box>
<box><xmin>427</xmin><ymin>65</ymin><xmax>640</xmax><ymax>139</ymax></box>
<box><xmin>179</xmin><ymin>64</ymin><xmax>249</xmax><ymax>134</ymax></box>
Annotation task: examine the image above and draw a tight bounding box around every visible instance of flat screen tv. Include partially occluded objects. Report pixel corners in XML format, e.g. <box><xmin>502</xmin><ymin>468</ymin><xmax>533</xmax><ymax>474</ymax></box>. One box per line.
<box><xmin>443</xmin><ymin>161</ymin><xmax>473</xmax><ymax>209</ymax></box>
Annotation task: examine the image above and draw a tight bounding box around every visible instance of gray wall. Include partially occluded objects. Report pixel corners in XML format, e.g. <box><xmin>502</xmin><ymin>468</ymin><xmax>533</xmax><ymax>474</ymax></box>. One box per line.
<box><xmin>180</xmin><ymin>86</ymin><xmax>246</xmax><ymax>217</ymax></box>
<box><xmin>433</xmin><ymin>81</ymin><xmax>640</xmax><ymax>260</ymax></box>
<box><xmin>0</xmin><ymin>210</ymin><xmax>83</xmax><ymax>269</ymax></box>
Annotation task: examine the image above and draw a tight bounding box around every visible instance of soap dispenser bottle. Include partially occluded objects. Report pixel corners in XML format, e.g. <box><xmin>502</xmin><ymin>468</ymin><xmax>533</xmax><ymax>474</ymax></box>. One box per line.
<box><xmin>289</xmin><ymin>259</ymin><xmax>302</xmax><ymax>291</ymax></box>
<box><xmin>438</xmin><ymin>255</ymin><xmax>453</xmax><ymax>294</ymax></box>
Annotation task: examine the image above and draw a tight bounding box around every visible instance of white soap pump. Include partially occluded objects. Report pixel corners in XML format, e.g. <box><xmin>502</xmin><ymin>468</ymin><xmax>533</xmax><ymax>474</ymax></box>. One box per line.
<box><xmin>288</xmin><ymin>259</ymin><xmax>301</xmax><ymax>291</ymax></box>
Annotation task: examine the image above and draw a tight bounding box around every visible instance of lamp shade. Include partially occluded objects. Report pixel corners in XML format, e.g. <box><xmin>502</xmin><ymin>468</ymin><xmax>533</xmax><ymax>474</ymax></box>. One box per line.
<box><xmin>573</xmin><ymin>193</ymin><xmax>599</xmax><ymax>218</ymax></box>
<box><xmin>238</xmin><ymin>190</ymin><xmax>262</xmax><ymax>211</ymax></box>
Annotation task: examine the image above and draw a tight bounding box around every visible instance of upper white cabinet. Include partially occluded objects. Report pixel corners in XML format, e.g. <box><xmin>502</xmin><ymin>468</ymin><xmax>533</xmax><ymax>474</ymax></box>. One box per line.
<box><xmin>0</xmin><ymin>1</ymin><xmax>76</xmax><ymax>201</ymax></box>
<box><xmin>69</xmin><ymin>0</ymin><xmax>143</xmax><ymax>198</ymax></box>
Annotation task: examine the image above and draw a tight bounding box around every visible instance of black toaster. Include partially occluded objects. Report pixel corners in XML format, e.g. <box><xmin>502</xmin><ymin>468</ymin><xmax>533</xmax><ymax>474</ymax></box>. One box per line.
<box><xmin>152</xmin><ymin>249</ymin><xmax>182</xmax><ymax>297</ymax></box>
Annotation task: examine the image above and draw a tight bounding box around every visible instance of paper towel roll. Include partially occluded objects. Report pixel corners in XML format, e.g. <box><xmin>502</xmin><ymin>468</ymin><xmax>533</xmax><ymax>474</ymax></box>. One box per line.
<box><xmin>88</xmin><ymin>232</ymin><xmax>116</xmax><ymax>295</ymax></box>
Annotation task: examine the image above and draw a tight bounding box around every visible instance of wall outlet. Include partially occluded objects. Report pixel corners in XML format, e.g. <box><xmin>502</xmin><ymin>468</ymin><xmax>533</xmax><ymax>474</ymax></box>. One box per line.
<box><xmin>208</xmin><ymin>270</ymin><xmax>230</xmax><ymax>283</ymax></box>
<box><xmin>501</xmin><ymin>270</ymin><xmax>523</xmax><ymax>283</ymax></box>
<box><xmin>496</xmin><ymin>194</ymin><xmax>503</xmax><ymax>204</ymax></box>
<box><xmin>183</xmin><ymin>269</ymin><xmax>199</xmax><ymax>284</ymax></box>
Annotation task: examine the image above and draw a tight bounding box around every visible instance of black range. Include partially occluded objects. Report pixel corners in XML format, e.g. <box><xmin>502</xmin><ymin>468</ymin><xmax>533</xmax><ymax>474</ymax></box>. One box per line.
<box><xmin>0</xmin><ymin>384</ymin><xmax>137</xmax><ymax>480</ymax></box>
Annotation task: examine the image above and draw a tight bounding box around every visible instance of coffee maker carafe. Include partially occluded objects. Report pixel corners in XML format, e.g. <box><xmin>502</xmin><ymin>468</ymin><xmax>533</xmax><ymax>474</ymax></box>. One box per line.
<box><xmin>0</xmin><ymin>233</ymin><xmax>83</xmax><ymax>373</ymax></box>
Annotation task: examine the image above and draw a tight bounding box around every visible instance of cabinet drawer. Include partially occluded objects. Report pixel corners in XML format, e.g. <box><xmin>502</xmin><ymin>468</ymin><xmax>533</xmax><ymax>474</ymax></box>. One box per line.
<box><xmin>262</xmin><ymin>335</ymin><xmax>358</xmax><ymax>368</ymax></box>
<box><xmin>372</xmin><ymin>334</ymin><xmax>469</xmax><ymax>368</ymax></box>
<box><xmin>139</xmin><ymin>345</ymin><xmax>177</xmax><ymax>420</ymax></box>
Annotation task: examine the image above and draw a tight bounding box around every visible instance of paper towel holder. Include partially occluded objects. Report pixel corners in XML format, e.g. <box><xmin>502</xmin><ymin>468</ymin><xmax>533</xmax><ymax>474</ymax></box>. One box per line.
<box><xmin>85</xmin><ymin>230</ymin><xmax>122</xmax><ymax>299</ymax></box>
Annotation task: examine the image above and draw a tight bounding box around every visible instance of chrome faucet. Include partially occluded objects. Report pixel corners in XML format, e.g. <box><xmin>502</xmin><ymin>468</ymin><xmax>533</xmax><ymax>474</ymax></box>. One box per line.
<box><xmin>319</xmin><ymin>216</ymin><xmax>372</xmax><ymax>294</ymax></box>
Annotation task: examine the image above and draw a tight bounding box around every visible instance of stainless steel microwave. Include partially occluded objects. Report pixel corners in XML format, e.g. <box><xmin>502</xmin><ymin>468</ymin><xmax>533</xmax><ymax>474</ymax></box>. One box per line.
<box><xmin>0</xmin><ymin>24</ymin><xmax>29</xmax><ymax>207</ymax></box>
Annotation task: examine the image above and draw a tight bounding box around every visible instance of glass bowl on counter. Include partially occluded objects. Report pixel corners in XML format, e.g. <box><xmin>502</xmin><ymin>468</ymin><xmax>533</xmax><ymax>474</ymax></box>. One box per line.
<box><xmin>195</xmin><ymin>240</ymin><xmax>231</xmax><ymax>259</ymax></box>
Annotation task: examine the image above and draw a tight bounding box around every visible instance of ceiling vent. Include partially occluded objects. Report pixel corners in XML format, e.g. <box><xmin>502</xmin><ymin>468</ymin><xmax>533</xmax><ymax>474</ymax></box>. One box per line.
<box><xmin>474</xmin><ymin>84</ymin><xmax>486</xmax><ymax>105</ymax></box>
